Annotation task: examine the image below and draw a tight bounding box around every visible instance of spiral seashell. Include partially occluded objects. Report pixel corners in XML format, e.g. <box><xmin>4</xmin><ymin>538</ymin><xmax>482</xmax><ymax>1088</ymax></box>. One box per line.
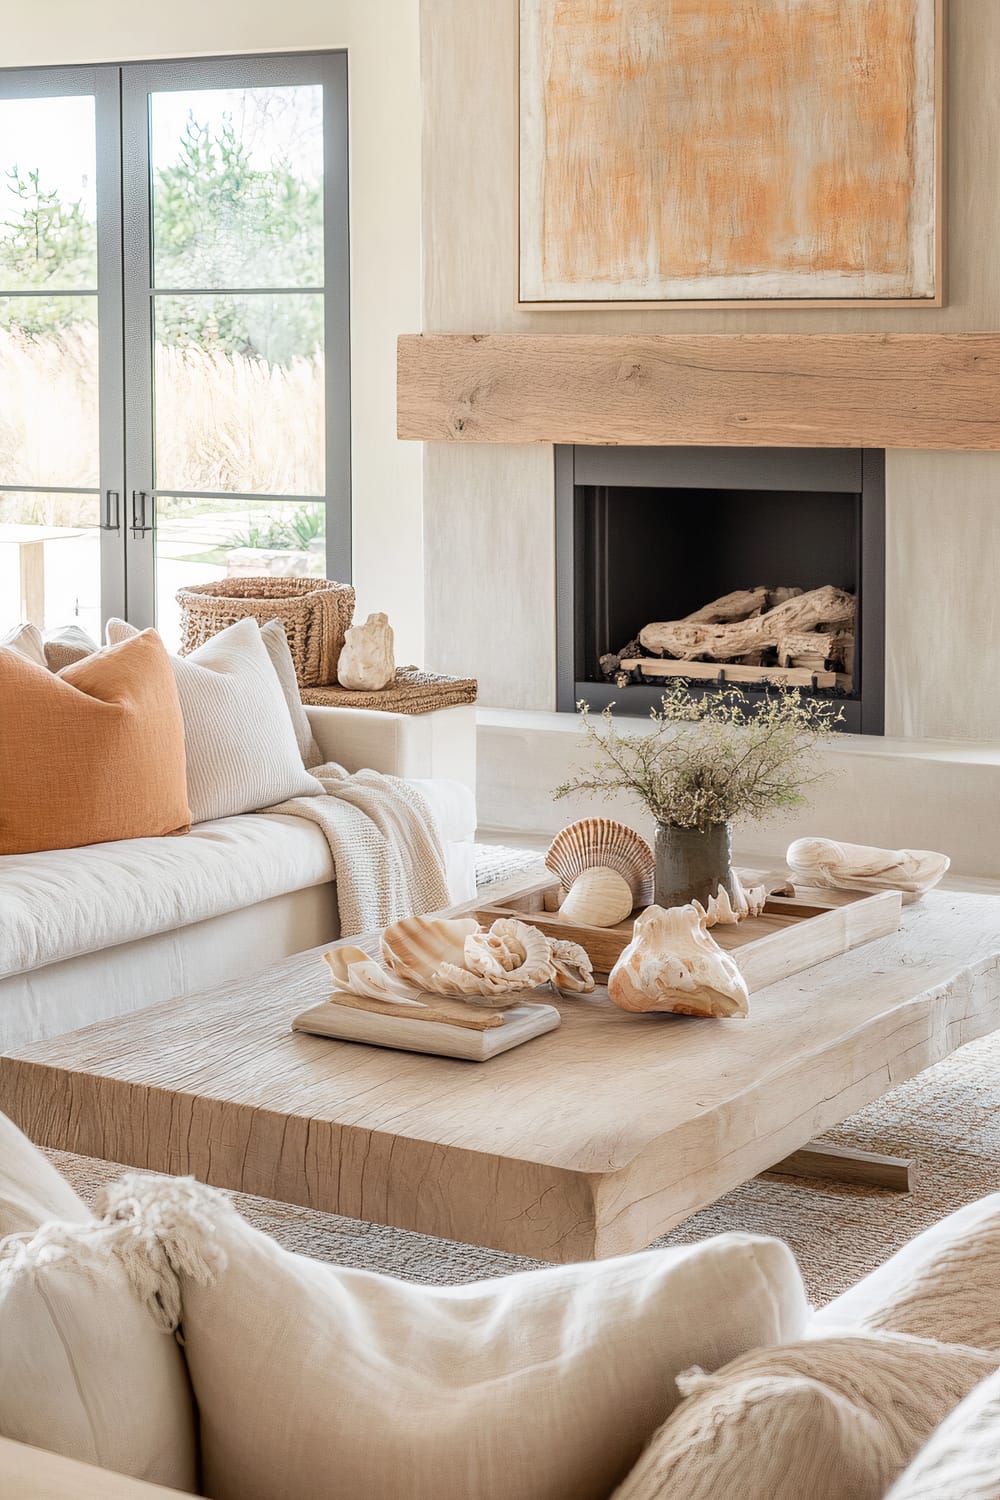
<box><xmin>545</xmin><ymin>818</ymin><xmax>654</xmax><ymax>905</ymax></box>
<box><xmin>559</xmin><ymin>866</ymin><xmax>634</xmax><ymax>928</ymax></box>
<box><xmin>693</xmin><ymin>879</ymin><xmax>768</xmax><ymax>930</ymax></box>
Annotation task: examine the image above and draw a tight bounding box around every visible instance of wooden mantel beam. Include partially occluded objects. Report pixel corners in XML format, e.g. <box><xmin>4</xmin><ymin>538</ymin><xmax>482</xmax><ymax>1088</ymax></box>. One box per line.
<box><xmin>397</xmin><ymin>333</ymin><xmax>1000</xmax><ymax>450</ymax></box>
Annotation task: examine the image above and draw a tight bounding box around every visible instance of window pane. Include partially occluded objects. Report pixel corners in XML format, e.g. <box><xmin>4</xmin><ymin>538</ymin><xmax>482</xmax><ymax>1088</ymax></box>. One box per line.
<box><xmin>0</xmin><ymin>298</ymin><xmax>100</xmax><ymax>487</ymax></box>
<box><xmin>151</xmin><ymin>85</ymin><xmax>323</xmax><ymax>289</ymax></box>
<box><xmin>155</xmin><ymin>496</ymin><xmax>325</xmax><ymax>646</ymax></box>
<box><xmin>0</xmin><ymin>96</ymin><xmax>97</xmax><ymax>291</ymax></box>
<box><xmin>153</xmin><ymin>293</ymin><xmax>324</xmax><ymax>495</ymax></box>
<box><xmin>0</xmin><ymin>491</ymin><xmax>101</xmax><ymax>638</ymax></box>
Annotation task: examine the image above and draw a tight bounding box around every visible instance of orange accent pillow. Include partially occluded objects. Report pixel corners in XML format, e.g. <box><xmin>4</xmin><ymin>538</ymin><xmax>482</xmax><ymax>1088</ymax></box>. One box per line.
<box><xmin>0</xmin><ymin>630</ymin><xmax>191</xmax><ymax>855</ymax></box>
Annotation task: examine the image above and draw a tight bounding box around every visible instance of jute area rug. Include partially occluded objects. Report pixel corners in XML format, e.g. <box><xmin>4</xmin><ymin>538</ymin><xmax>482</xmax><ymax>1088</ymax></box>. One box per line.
<box><xmin>48</xmin><ymin>1027</ymin><xmax>1000</xmax><ymax>1309</ymax></box>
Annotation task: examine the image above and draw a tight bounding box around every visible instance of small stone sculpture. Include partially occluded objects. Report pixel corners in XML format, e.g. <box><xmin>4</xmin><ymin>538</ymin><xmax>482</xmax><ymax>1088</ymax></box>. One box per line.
<box><xmin>607</xmin><ymin>904</ymin><xmax>750</xmax><ymax>1018</ymax></box>
<box><xmin>337</xmin><ymin>611</ymin><xmax>395</xmax><ymax>691</ymax></box>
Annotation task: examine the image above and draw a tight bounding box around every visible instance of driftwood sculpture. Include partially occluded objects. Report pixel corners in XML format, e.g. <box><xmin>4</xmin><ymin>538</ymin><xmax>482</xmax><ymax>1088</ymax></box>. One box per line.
<box><xmin>786</xmin><ymin>838</ymin><xmax>950</xmax><ymax>902</ymax></box>
<box><xmin>639</xmin><ymin>585</ymin><xmax>855</xmax><ymax>662</ymax></box>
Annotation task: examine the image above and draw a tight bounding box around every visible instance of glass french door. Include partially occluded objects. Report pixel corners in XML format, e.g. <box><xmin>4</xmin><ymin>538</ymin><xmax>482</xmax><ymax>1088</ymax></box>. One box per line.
<box><xmin>0</xmin><ymin>54</ymin><xmax>349</xmax><ymax>644</ymax></box>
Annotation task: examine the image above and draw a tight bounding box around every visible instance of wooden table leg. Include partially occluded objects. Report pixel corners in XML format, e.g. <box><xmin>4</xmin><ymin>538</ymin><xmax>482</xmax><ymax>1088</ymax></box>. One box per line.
<box><xmin>764</xmin><ymin>1141</ymin><xmax>912</xmax><ymax>1192</ymax></box>
<box><xmin>19</xmin><ymin>540</ymin><xmax>45</xmax><ymax>627</ymax></box>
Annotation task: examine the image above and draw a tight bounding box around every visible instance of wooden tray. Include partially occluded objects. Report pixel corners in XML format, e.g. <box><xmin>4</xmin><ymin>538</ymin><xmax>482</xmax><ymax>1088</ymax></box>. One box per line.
<box><xmin>475</xmin><ymin>881</ymin><xmax>903</xmax><ymax>993</ymax></box>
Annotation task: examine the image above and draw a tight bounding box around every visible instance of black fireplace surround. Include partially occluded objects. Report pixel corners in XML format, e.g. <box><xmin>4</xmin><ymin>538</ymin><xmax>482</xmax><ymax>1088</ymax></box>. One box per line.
<box><xmin>555</xmin><ymin>445</ymin><xmax>886</xmax><ymax>735</ymax></box>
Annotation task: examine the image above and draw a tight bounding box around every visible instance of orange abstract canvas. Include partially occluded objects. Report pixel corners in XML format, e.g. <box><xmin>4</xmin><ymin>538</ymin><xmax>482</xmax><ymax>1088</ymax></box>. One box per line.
<box><xmin>518</xmin><ymin>0</ymin><xmax>941</xmax><ymax>305</ymax></box>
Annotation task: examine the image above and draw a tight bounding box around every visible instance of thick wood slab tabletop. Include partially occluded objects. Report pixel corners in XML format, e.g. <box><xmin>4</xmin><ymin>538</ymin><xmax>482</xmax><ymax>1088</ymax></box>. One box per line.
<box><xmin>4</xmin><ymin>891</ymin><xmax>1000</xmax><ymax>1261</ymax></box>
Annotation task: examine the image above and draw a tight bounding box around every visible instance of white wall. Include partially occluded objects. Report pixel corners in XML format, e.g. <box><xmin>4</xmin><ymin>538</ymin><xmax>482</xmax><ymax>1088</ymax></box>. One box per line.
<box><xmin>421</xmin><ymin>0</ymin><xmax>1000</xmax><ymax>737</ymax></box>
<box><xmin>3</xmin><ymin>0</ymin><xmax>425</xmax><ymax>662</ymax></box>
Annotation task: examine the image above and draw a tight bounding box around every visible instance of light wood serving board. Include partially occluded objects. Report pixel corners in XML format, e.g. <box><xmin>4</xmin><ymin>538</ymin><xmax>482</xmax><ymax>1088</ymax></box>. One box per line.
<box><xmin>292</xmin><ymin>997</ymin><xmax>561</xmax><ymax>1061</ymax></box>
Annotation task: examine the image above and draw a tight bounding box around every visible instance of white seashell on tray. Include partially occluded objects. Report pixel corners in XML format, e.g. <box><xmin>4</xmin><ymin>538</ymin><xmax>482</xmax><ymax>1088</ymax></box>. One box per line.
<box><xmin>548</xmin><ymin>938</ymin><xmax>596</xmax><ymax>996</ymax></box>
<box><xmin>381</xmin><ymin>915</ymin><xmax>554</xmax><ymax>1008</ymax></box>
<box><xmin>694</xmin><ymin>878</ymin><xmax>768</xmax><ymax>930</ymax></box>
<box><xmin>607</xmin><ymin>904</ymin><xmax>749</xmax><ymax>1019</ymax></box>
<box><xmin>786</xmin><ymin>837</ymin><xmax>950</xmax><ymax>902</ymax></box>
<box><xmin>546</xmin><ymin>818</ymin><xmax>654</xmax><ymax>906</ymax></box>
<box><xmin>558</xmin><ymin>866</ymin><xmax>634</xmax><ymax>928</ymax></box>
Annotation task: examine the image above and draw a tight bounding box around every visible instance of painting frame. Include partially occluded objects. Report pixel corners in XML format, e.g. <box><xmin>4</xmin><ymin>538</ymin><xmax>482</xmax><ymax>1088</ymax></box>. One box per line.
<box><xmin>516</xmin><ymin>0</ymin><xmax>946</xmax><ymax>311</ymax></box>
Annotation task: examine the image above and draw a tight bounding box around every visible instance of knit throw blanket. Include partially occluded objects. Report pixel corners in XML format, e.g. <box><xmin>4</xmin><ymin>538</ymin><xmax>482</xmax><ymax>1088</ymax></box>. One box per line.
<box><xmin>262</xmin><ymin>763</ymin><xmax>451</xmax><ymax>936</ymax></box>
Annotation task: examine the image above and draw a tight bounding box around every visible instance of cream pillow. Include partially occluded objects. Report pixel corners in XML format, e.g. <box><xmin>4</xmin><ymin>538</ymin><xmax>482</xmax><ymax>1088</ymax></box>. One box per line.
<box><xmin>0</xmin><ymin>621</ymin><xmax>46</xmax><ymax>668</ymax></box>
<box><xmin>611</xmin><ymin>1334</ymin><xmax>998</xmax><ymax>1500</ymax></box>
<box><xmin>96</xmin><ymin>1173</ymin><xmax>809</xmax><ymax>1500</ymax></box>
<box><xmin>884</xmin><ymin>1365</ymin><xmax>1000</xmax><ymax>1500</ymax></box>
<box><xmin>43</xmin><ymin>623</ymin><xmax>99</xmax><ymax>671</ymax></box>
<box><xmin>0</xmin><ymin>1111</ymin><xmax>90</xmax><ymax>1239</ymax></box>
<box><xmin>259</xmin><ymin>618</ymin><xmax>323</xmax><ymax>768</ymax></box>
<box><xmin>0</xmin><ymin>1227</ymin><xmax>198</xmax><ymax>1491</ymax></box>
<box><xmin>107</xmin><ymin>617</ymin><xmax>323</xmax><ymax>822</ymax></box>
<box><xmin>813</xmin><ymin>1192</ymin><xmax>1000</xmax><ymax>1349</ymax></box>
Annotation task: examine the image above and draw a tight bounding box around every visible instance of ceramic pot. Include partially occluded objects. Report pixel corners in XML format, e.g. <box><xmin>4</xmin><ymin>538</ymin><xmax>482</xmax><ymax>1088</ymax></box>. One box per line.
<box><xmin>654</xmin><ymin>821</ymin><xmax>736</xmax><ymax>909</ymax></box>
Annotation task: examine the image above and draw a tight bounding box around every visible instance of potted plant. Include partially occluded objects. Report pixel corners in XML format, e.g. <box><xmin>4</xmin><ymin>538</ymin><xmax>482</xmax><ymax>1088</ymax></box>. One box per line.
<box><xmin>554</xmin><ymin>683</ymin><xmax>840</xmax><ymax>909</ymax></box>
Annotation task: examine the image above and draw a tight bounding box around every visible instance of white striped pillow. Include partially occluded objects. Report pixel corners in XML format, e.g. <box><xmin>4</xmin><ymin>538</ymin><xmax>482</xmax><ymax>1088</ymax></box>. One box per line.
<box><xmin>107</xmin><ymin>617</ymin><xmax>322</xmax><ymax>823</ymax></box>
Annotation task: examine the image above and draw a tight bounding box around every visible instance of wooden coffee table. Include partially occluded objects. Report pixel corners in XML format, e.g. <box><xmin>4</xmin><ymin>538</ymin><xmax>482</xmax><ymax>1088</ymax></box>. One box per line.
<box><xmin>3</xmin><ymin>885</ymin><xmax>999</xmax><ymax>1263</ymax></box>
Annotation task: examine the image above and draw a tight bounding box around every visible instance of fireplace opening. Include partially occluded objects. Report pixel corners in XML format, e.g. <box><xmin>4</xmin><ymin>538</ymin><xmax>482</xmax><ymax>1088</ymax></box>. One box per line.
<box><xmin>556</xmin><ymin>446</ymin><xmax>885</xmax><ymax>734</ymax></box>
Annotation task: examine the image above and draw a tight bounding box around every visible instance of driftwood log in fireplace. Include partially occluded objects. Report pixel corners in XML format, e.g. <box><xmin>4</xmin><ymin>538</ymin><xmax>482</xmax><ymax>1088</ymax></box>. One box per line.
<box><xmin>605</xmin><ymin>585</ymin><xmax>857</xmax><ymax>692</ymax></box>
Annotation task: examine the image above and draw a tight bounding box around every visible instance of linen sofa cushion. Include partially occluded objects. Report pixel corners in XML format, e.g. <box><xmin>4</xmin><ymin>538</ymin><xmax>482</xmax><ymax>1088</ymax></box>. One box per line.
<box><xmin>42</xmin><ymin>623</ymin><xmax>99</xmax><ymax>671</ymax></box>
<box><xmin>612</xmin><ymin>1334</ymin><xmax>999</xmax><ymax>1500</ymax></box>
<box><xmin>0</xmin><ymin>1111</ymin><xmax>90</xmax><ymax>1238</ymax></box>
<box><xmin>0</xmin><ymin>812</ymin><xmax>334</xmax><ymax>979</ymax></box>
<box><xmin>0</xmin><ymin>1219</ymin><xmax>197</xmax><ymax>1490</ymax></box>
<box><xmin>98</xmin><ymin>1174</ymin><xmax>809</xmax><ymax>1500</ymax></box>
<box><xmin>884</xmin><ymin>1365</ymin><xmax>1000</xmax><ymax>1500</ymax></box>
<box><xmin>0</xmin><ymin>631</ymin><xmax>191</xmax><ymax>855</ymax></box>
<box><xmin>0</xmin><ymin>621</ymin><xmax>46</xmax><ymax>667</ymax></box>
<box><xmin>811</xmin><ymin>1192</ymin><xmax>1000</xmax><ymax>1348</ymax></box>
<box><xmin>107</xmin><ymin>617</ymin><xmax>323</xmax><ymax>822</ymax></box>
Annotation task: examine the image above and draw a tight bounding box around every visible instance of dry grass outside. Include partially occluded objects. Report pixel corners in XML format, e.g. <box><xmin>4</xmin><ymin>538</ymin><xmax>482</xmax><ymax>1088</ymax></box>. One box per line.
<box><xmin>0</xmin><ymin>323</ymin><xmax>325</xmax><ymax>512</ymax></box>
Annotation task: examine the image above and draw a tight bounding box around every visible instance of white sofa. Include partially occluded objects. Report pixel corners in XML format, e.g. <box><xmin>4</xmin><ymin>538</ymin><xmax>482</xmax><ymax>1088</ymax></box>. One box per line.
<box><xmin>0</xmin><ymin>704</ymin><xmax>478</xmax><ymax>1053</ymax></box>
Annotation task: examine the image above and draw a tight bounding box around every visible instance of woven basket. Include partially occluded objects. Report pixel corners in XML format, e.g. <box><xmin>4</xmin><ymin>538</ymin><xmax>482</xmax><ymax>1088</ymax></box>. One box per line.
<box><xmin>176</xmin><ymin>576</ymin><xmax>355</xmax><ymax>687</ymax></box>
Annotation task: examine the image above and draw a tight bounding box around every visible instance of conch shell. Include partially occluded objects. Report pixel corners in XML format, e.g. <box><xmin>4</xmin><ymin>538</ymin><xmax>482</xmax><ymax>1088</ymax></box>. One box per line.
<box><xmin>559</xmin><ymin>866</ymin><xmax>633</xmax><ymax>928</ymax></box>
<box><xmin>546</xmin><ymin>818</ymin><xmax>654</xmax><ymax>905</ymax></box>
<box><xmin>786</xmin><ymin>837</ymin><xmax>950</xmax><ymax>902</ymax></box>
<box><xmin>548</xmin><ymin>938</ymin><xmax>596</xmax><ymax>995</ymax></box>
<box><xmin>381</xmin><ymin>915</ymin><xmax>554</xmax><ymax>1007</ymax></box>
<box><xmin>608</xmin><ymin>904</ymin><xmax>750</xmax><ymax>1018</ymax></box>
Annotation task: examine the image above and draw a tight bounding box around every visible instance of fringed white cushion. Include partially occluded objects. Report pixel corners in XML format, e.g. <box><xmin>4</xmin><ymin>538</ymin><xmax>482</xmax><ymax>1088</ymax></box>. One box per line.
<box><xmin>610</xmin><ymin>1334</ymin><xmax>998</xmax><ymax>1500</ymax></box>
<box><xmin>92</xmin><ymin>1172</ymin><xmax>810</xmax><ymax>1500</ymax></box>
<box><xmin>884</xmin><ymin>1365</ymin><xmax>1000</xmax><ymax>1500</ymax></box>
<box><xmin>0</xmin><ymin>1208</ymin><xmax>198</xmax><ymax>1491</ymax></box>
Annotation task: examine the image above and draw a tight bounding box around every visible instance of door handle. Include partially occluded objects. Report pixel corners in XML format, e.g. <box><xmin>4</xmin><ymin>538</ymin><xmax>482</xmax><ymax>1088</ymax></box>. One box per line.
<box><xmin>130</xmin><ymin>490</ymin><xmax>153</xmax><ymax>539</ymax></box>
<box><xmin>101</xmin><ymin>489</ymin><xmax>121</xmax><ymax>531</ymax></box>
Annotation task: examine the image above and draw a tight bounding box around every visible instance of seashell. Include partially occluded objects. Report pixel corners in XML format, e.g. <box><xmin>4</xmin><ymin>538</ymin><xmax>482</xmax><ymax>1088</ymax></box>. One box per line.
<box><xmin>545</xmin><ymin>818</ymin><xmax>654</xmax><ymax>905</ymax></box>
<box><xmin>381</xmin><ymin>916</ymin><xmax>480</xmax><ymax>988</ymax></box>
<box><xmin>323</xmin><ymin>948</ymin><xmax>426</xmax><ymax>1005</ymax></box>
<box><xmin>607</xmin><ymin>904</ymin><xmax>749</xmax><ymax>1018</ymax></box>
<box><xmin>438</xmin><ymin>919</ymin><xmax>555</xmax><ymax>1008</ymax></box>
<box><xmin>382</xmin><ymin>915</ymin><xmax>554</xmax><ymax>1008</ymax></box>
<box><xmin>548</xmin><ymin>938</ymin><xmax>596</xmax><ymax>996</ymax></box>
<box><xmin>786</xmin><ymin>837</ymin><xmax>950</xmax><ymax>902</ymax></box>
<box><xmin>695</xmin><ymin>878</ymin><xmax>768</xmax><ymax>930</ymax></box>
<box><xmin>559</xmin><ymin>866</ymin><xmax>634</xmax><ymax>928</ymax></box>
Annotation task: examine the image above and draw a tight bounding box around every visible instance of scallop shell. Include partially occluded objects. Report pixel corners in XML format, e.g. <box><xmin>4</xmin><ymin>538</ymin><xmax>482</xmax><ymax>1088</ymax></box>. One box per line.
<box><xmin>786</xmin><ymin>837</ymin><xmax>950</xmax><ymax>902</ymax></box>
<box><xmin>559</xmin><ymin>866</ymin><xmax>634</xmax><ymax>928</ymax></box>
<box><xmin>548</xmin><ymin>938</ymin><xmax>596</xmax><ymax>996</ymax></box>
<box><xmin>545</xmin><ymin>818</ymin><xmax>654</xmax><ymax>905</ymax></box>
<box><xmin>381</xmin><ymin>915</ymin><xmax>554</xmax><ymax>1007</ymax></box>
<box><xmin>608</xmin><ymin>904</ymin><xmax>749</xmax><ymax>1018</ymax></box>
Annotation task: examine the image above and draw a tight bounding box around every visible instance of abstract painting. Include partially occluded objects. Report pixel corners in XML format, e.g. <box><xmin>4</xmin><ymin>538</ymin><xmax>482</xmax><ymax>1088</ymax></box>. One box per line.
<box><xmin>518</xmin><ymin>0</ymin><xmax>942</xmax><ymax>306</ymax></box>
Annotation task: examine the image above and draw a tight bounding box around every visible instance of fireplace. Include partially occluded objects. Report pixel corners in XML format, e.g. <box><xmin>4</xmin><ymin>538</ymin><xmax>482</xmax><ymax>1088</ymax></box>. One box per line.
<box><xmin>555</xmin><ymin>446</ymin><xmax>885</xmax><ymax>734</ymax></box>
